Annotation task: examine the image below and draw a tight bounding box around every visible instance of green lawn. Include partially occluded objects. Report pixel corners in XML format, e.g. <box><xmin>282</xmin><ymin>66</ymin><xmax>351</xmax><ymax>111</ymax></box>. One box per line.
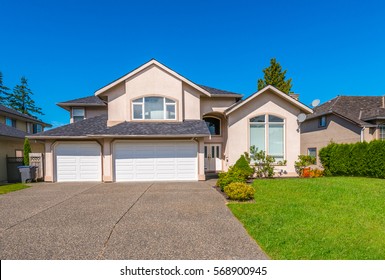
<box><xmin>228</xmin><ymin>177</ymin><xmax>385</xmax><ymax>260</ymax></box>
<box><xmin>0</xmin><ymin>183</ymin><xmax>30</xmax><ymax>195</ymax></box>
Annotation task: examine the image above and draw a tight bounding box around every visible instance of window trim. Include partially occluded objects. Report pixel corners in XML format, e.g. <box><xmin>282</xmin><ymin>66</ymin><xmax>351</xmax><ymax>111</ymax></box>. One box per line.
<box><xmin>131</xmin><ymin>96</ymin><xmax>177</xmax><ymax>120</ymax></box>
<box><xmin>5</xmin><ymin>117</ymin><xmax>16</xmax><ymax>128</ymax></box>
<box><xmin>249</xmin><ymin>113</ymin><xmax>286</xmax><ymax>163</ymax></box>
<box><xmin>72</xmin><ymin>107</ymin><xmax>85</xmax><ymax>122</ymax></box>
<box><xmin>203</xmin><ymin>116</ymin><xmax>221</xmax><ymax>136</ymax></box>
<box><xmin>319</xmin><ymin>116</ymin><xmax>327</xmax><ymax>128</ymax></box>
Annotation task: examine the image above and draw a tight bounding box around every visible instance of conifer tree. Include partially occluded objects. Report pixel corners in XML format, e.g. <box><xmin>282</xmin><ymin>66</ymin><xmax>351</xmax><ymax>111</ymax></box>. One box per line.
<box><xmin>257</xmin><ymin>58</ymin><xmax>293</xmax><ymax>94</ymax></box>
<box><xmin>0</xmin><ymin>71</ymin><xmax>10</xmax><ymax>105</ymax></box>
<box><xmin>8</xmin><ymin>76</ymin><xmax>43</xmax><ymax>116</ymax></box>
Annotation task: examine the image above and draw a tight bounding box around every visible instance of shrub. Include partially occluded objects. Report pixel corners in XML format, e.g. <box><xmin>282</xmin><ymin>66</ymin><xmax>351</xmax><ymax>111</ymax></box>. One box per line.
<box><xmin>217</xmin><ymin>166</ymin><xmax>248</xmax><ymax>191</ymax></box>
<box><xmin>23</xmin><ymin>138</ymin><xmax>31</xmax><ymax>166</ymax></box>
<box><xmin>233</xmin><ymin>154</ymin><xmax>255</xmax><ymax>178</ymax></box>
<box><xmin>224</xmin><ymin>182</ymin><xmax>255</xmax><ymax>201</ymax></box>
<box><xmin>308</xmin><ymin>168</ymin><xmax>323</xmax><ymax>178</ymax></box>
<box><xmin>250</xmin><ymin>146</ymin><xmax>275</xmax><ymax>178</ymax></box>
<box><xmin>294</xmin><ymin>155</ymin><xmax>316</xmax><ymax>176</ymax></box>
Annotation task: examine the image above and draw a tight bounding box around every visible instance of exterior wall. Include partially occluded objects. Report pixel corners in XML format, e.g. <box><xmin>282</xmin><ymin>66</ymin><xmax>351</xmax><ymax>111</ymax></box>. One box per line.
<box><xmin>69</xmin><ymin>107</ymin><xmax>107</xmax><ymax>123</ymax></box>
<box><xmin>300</xmin><ymin>114</ymin><xmax>361</xmax><ymax>165</ymax></box>
<box><xmin>0</xmin><ymin>115</ymin><xmax>4</xmax><ymax>124</ymax></box>
<box><xmin>16</xmin><ymin>120</ymin><xmax>27</xmax><ymax>132</ymax></box>
<box><xmin>200</xmin><ymin>97</ymin><xmax>238</xmax><ymax>115</ymax></box>
<box><xmin>106</xmin><ymin>82</ymin><xmax>126</xmax><ymax>123</ymax></box>
<box><xmin>226</xmin><ymin>90</ymin><xmax>303</xmax><ymax>175</ymax></box>
<box><xmin>183</xmin><ymin>84</ymin><xmax>201</xmax><ymax>120</ymax></box>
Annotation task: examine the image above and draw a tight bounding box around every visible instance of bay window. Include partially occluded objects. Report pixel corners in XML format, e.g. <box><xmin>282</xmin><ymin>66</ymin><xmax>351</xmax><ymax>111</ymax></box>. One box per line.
<box><xmin>132</xmin><ymin>97</ymin><xmax>176</xmax><ymax>120</ymax></box>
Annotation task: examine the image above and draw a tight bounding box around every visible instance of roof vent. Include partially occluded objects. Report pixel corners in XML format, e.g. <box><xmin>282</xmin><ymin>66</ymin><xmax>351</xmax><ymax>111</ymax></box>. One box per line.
<box><xmin>289</xmin><ymin>93</ymin><xmax>299</xmax><ymax>100</ymax></box>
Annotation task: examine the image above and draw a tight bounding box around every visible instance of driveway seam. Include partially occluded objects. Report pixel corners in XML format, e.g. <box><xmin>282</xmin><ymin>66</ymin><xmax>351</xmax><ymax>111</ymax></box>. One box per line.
<box><xmin>97</xmin><ymin>183</ymin><xmax>154</xmax><ymax>259</ymax></box>
<box><xmin>0</xmin><ymin>183</ymin><xmax>102</xmax><ymax>233</ymax></box>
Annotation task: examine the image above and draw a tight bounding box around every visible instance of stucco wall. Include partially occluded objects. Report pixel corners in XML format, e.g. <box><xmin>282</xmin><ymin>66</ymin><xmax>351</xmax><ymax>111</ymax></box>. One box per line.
<box><xmin>200</xmin><ymin>97</ymin><xmax>237</xmax><ymax>116</ymax></box>
<box><xmin>183</xmin><ymin>84</ymin><xmax>201</xmax><ymax>120</ymax></box>
<box><xmin>226</xmin><ymin>90</ymin><xmax>302</xmax><ymax>175</ymax></box>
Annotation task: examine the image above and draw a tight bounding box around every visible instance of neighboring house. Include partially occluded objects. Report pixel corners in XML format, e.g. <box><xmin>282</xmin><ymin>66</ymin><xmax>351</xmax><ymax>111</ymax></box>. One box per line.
<box><xmin>301</xmin><ymin>96</ymin><xmax>385</xmax><ymax>164</ymax></box>
<box><xmin>0</xmin><ymin>104</ymin><xmax>51</xmax><ymax>182</ymax></box>
<box><xmin>29</xmin><ymin>59</ymin><xmax>312</xmax><ymax>182</ymax></box>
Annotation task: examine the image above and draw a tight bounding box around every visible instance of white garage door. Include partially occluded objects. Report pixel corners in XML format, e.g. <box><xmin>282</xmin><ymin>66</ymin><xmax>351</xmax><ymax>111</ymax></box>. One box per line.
<box><xmin>55</xmin><ymin>142</ymin><xmax>102</xmax><ymax>182</ymax></box>
<box><xmin>114</xmin><ymin>141</ymin><xmax>197</xmax><ymax>181</ymax></box>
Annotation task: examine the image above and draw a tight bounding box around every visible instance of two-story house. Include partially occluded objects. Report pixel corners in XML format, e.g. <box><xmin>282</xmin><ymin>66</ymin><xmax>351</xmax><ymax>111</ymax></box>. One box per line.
<box><xmin>301</xmin><ymin>95</ymin><xmax>385</xmax><ymax>164</ymax></box>
<box><xmin>0</xmin><ymin>104</ymin><xmax>50</xmax><ymax>182</ymax></box>
<box><xmin>29</xmin><ymin>59</ymin><xmax>312</xmax><ymax>182</ymax></box>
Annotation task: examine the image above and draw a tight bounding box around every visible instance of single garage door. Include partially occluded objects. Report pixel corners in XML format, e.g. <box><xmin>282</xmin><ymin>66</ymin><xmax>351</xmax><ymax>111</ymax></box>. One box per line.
<box><xmin>114</xmin><ymin>141</ymin><xmax>197</xmax><ymax>181</ymax></box>
<box><xmin>55</xmin><ymin>142</ymin><xmax>102</xmax><ymax>182</ymax></box>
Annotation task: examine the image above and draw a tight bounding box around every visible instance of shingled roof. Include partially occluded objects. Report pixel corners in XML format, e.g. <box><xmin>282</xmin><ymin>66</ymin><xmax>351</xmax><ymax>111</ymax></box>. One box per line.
<box><xmin>0</xmin><ymin>104</ymin><xmax>49</xmax><ymax>126</ymax></box>
<box><xmin>306</xmin><ymin>96</ymin><xmax>385</xmax><ymax>126</ymax></box>
<box><xmin>0</xmin><ymin>123</ymin><xmax>27</xmax><ymax>139</ymax></box>
<box><xmin>29</xmin><ymin>114</ymin><xmax>210</xmax><ymax>138</ymax></box>
<box><xmin>57</xmin><ymin>95</ymin><xmax>106</xmax><ymax>110</ymax></box>
<box><xmin>198</xmin><ymin>85</ymin><xmax>243</xmax><ymax>97</ymax></box>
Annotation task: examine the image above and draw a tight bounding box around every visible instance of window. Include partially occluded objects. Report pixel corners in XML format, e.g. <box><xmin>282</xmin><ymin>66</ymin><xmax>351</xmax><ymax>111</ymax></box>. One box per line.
<box><xmin>15</xmin><ymin>149</ymin><xmax>23</xmax><ymax>157</ymax></box>
<box><xmin>132</xmin><ymin>97</ymin><xmax>176</xmax><ymax>120</ymax></box>
<box><xmin>307</xmin><ymin>147</ymin><xmax>317</xmax><ymax>161</ymax></box>
<box><xmin>33</xmin><ymin>123</ymin><xmax>43</xmax><ymax>134</ymax></box>
<box><xmin>379</xmin><ymin>125</ymin><xmax>385</xmax><ymax>140</ymax></box>
<box><xmin>72</xmin><ymin>108</ymin><xmax>85</xmax><ymax>122</ymax></box>
<box><xmin>319</xmin><ymin>116</ymin><xmax>326</xmax><ymax>127</ymax></box>
<box><xmin>5</xmin><ymin>117</ymin><xmax>16</xmax><ymax>128</ymax></box>
<box><xmin>26</xmin><ymin>122</ymin><xmax>33</xmax><ymax>133</ymax></box>
<box><xmin>203</xmin><ymin>117</ymin><xmax>221</xmax><ymax>136</ymax></box>
<box><xmin>250</xmin><ymin>114</ymin><xmax>284</xmax><ymax>162</ymax></box>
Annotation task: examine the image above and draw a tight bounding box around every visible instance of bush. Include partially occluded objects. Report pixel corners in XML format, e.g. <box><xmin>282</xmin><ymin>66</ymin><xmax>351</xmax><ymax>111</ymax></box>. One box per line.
<box><xmin>217</xmin><ymin>166</ymin><xmax>248</xmax><ymax>191</ymax></box>
<box><xmin>233</xmin><ymin>154</ymin><xmax>255</xmax><ymax>178</ymax></box>
<box><xmin>224</xmin><ymin>182</ymin><xmax>255</xmax><ymax>201</ymax></box>
<box><xmin>308</xmin><ymin>168</ymin><xmax>323</xmax><ymax>178</ymax></box>
<box><xmin>319</xmin><ymin>140</ymin><xmax>385</xmax><ymax>178</ymax></box>
<box><xmin>294</xmin><ymin>155</ymin><xmax>316</xmax><ymax>176</ymax></box>
<box><xmin>250</xmin><ymin>146</ymin><xmax>275</xmax><ymax>178</ymax></box>
<box><xmin>23</xmin><ymin>138</ymin><xmax>31</xmax><ymax>166</ymax></box>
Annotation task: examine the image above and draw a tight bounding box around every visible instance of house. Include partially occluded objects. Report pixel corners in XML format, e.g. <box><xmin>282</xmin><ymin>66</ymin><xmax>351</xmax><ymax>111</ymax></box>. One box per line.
<box><xmin>0</xmin><ymin>104</ymin><xmax>51</xmax><ymax>182</ymax></box>
<box><xmin>301</xmin><ymin>95</ymin><xmax>385</xmax><ymax>164</ymax></box>
<box><xmin>28</xmin><ymin>59</ymin><xmax>312</xmax><ymax>182</ymax></box>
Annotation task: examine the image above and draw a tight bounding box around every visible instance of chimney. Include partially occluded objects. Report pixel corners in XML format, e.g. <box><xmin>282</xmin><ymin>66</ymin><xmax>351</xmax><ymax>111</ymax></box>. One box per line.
<box><xmin>382</xmin><ymin>95</ymin><xmax>385</xmax><ymax>108</ymax></box>
<box><xmin>289</xmin><ymin>93</ymin><xmax>300</xmax><ymax>101</ymax></box>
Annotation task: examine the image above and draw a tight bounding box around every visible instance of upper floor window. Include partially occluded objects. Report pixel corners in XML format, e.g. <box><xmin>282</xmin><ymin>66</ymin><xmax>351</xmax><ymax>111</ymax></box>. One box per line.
<box><xmin>379</xmin><ymin>124</ymin><xmax>385</xmax><ymax>140</ymax></box>
<box><xmin>72</xmin><ymin>107</ymin><xmax>85</xmax><ymax>122</ymax></box>
<box><xmin>203</xmin><ymin>117</ymin><xmax>221</xmax><ymax>136</ymax></box>
<box><xmin>26</xmin><ymin>122</ymin><xmax>33</xmax><ymax>133</ymax></box>
<box><xmin>33</xmin><ymin>123</ymin><xmax>43</xmax><ymax>134</ymax></box>
<box><xmin>5</xmin><ymin>117</ymin><xmax>16</xmax><ymax>128</ymax></box>
<box><xmin>132</xmin><ymin>97</ymin><xmax>176</xmax><ymax>120</ymax></box>
<box><xmin>250</xmin><ymin>114</ymin><xmax>285</xmax><ymax>162</ymax></box>
<box><xmin>319</xmin><ymin>116</ymin><xmax>326</xmax><ymax>127</ymax></box>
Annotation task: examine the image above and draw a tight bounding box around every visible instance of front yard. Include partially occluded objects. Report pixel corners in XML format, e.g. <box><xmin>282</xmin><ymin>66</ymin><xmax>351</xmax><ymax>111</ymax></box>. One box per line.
<box><xmin>0</xmin><ymin>183</ymin><xmax>30</xmax><ymax>195</ymax></box>
<box><xmin>228</xmin><ymin>177</ymin><xmax>385</xmax><ymax>259</ymax></box>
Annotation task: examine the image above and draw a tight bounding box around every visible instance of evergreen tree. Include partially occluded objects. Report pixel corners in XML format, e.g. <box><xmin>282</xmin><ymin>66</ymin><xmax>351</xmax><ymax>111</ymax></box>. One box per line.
<box><xmin>23</xmin><ymin>138</ymin><xmax>32</xmax><ymax>166</ymax></box>
<box><xmin>0</xmin><ymin>71</ymin><xmax>10</xmax><ymax>105</ymax></box>
<box><xmin>257</xmin><ymin>58</ymin><xmax>293</xmax><ymax>94</ymax></box>
<box><xmin>8</xmin><ymin>76</ymin><xmax>43</xmax><ymax>116</ymax></box>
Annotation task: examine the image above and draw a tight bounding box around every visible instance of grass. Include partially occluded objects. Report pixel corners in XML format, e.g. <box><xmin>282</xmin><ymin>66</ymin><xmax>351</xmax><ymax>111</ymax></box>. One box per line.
<box><xmin>228</xmin><ymin>177</ymin><xmax>385</xmax><ymax>260</ymax></box>
<box><xmin>0</xmin><ymin>183</ymin><xmax>30</xmax><ymax>195</ymax></box>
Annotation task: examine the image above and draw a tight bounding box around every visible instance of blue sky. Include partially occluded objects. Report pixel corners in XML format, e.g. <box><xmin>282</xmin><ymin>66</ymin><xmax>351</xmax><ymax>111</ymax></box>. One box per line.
<box><xmin>1</xmin><ymin>0</ymin><xmax>384</xmax><ymax>127</ymax></box>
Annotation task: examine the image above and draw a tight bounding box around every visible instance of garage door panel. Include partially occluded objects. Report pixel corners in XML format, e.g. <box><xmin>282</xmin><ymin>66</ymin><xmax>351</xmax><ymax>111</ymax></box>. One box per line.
<box><xmin>115</xmin><ymin>141</ymin><xmax>197</xmax><ymax>181</ymax></box>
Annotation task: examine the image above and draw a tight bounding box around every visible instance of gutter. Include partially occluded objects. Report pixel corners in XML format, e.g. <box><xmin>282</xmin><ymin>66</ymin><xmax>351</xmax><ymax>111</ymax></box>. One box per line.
<box><xmin>27</xmin><ymin>134</ymin><xmax>210</xmax><ymax>140</ymax></box>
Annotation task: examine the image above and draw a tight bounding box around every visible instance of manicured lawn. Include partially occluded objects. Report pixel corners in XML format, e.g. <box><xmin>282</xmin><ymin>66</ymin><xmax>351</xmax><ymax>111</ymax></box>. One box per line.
<box><xmin>228</xmin><ymin>177</ymin><xmax>385</xmax><ymax>260</ymax></box>
<box><xmin>0</xmin><ymin>183</ymin><xmax>30</xmax><ymax>195</ymax></box>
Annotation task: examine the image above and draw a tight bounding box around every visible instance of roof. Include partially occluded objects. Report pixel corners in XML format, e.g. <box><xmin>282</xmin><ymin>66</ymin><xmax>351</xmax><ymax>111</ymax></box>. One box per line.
<box><xmin>198</xmin><ymin>85</ymin><xmax>243</xmax><ymax>97</ymax></box>
<box><xmin>28</xmin><ymin>114</ymin><xmax>210</xmax><ymax>139</ymax></box>
<box><xmin>306</xmin><ymin>96</ymin><xmax>384</xmax><ymax>126</ymax></box>
<box><xmin>57</xmin><ymin>95</ymin><xmax>107</xmax><ymax>110</ymax></box>
<box><xmin>0</xmin><ymin>104</ymin><xmax>50</xmax><ymax>126</ymax></box>
<box><xmin>225</xmin><ymin>85</ymin><xmax>313</xmax><ymax>115</ymax></box>
<box><xmin>0</xmin><ymin>122</ymin><xmax>27</xmax><ymax>139</ymax></box>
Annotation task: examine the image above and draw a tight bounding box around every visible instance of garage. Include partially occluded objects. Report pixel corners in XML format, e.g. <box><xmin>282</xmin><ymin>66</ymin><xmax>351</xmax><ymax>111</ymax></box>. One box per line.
<box><xmin>114</xmin><ymin>141</ymin><xmax>197</xmax><ymax>181</ymax></box>
<box><xmin>55</xmin><ymin>142</ymin><xmax>102</xmax><ymax>182</ymax></box>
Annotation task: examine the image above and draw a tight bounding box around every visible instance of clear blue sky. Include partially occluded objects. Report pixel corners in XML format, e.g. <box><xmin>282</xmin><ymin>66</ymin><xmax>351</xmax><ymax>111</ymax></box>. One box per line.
<box><xmin>1</xmin><ymin>0</ymin><xmax>384</xmax><ymax>127</ymax></box>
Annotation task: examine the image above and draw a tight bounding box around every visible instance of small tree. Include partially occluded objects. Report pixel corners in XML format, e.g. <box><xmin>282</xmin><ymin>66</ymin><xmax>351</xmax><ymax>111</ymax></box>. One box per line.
<box><xmin>249</xmin><ymin>146</ymin><xmax>275</xmax><ymax>178</ymax></box>
<box><xmin>23</xmin><ymin>138</ymin><xmax>32</xmax><ymax>166</ymax></box>
<box><xmin>0</xmin><ymin>71</ymin><xmax>10</xmax><ymax>105</ymax></box>
<box><xmin>8</xmin><ymin>76</ymin><xmax>43</xmax><ymax>117</ymax></box>
<box><xmin>257</xmin><ymin>58</ymin><xmax>293</xmax><ymax>94</ymax></box>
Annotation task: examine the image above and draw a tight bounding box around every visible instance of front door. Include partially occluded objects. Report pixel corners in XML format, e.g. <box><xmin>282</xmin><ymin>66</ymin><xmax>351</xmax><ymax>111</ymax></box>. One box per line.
<box><xmin>204</xmin><ymin>144</ymin><xmax>222</xmax><ymax>172</ymax></box>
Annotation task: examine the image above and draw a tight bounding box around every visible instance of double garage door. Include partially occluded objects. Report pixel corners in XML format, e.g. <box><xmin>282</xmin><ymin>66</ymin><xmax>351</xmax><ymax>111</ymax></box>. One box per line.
<box><xmin>55</xmin><ymin>141</ymin><xmax>197</xmax><ymax>182</ymax></box>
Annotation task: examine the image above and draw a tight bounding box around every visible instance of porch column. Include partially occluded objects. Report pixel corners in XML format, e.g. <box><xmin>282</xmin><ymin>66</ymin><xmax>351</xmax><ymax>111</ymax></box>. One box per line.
<box><xmin>44</xmin><ymin>140</ymin><xmax>54</xmax><ymax>182</ymax></box>
<box><xmin>102</xmin><ymin>139</ymin><xmax>113</xmax><ymax>182</ymax></box>
<box><xmin>198</xmin><ymin>138</ymin><xmax>206</xmax><ymax>181</ymax></box>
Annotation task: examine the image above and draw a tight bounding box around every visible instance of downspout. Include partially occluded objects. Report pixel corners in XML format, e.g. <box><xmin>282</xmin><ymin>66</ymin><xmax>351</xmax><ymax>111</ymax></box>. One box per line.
<box><xmin>360</xmin><ymin>127</ymin><xmax>365</xmax><ymax>142</ymax></box>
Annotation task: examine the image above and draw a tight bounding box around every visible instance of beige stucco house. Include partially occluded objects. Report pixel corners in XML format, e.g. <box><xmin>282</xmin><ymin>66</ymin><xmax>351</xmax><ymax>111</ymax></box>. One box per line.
<box><xmin>29</xmin><ymin>59</ymin><xmax>312</xmax><ymax>182</ymax></box>
<box><xmin>0</xmin><ymin>104</ymin><xmax>50</xmax><ymax>182</ymax></box>
<box><xmin>301</xmin><ymin>96</ymin><xmax>385</xmax><ymax>164</ymax></box>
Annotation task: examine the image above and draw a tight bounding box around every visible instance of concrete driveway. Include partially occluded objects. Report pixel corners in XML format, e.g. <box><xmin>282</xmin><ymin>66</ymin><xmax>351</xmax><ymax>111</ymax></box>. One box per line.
<box><xmin>0</xmin><ymin>181</ymin><xmax>267</xmax><ymax>260</ymax></box>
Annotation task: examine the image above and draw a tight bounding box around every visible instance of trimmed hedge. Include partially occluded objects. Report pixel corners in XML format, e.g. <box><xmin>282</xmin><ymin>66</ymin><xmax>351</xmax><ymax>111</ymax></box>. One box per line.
<box><xmin>319</xmin><ymin>140</ymin><xmax>385</xmax><ymax>178</ymax></box>
<box><xmin>224</xmin><ymin>182</ymin><xmax>255</xmax><ymax>201</ymax></box>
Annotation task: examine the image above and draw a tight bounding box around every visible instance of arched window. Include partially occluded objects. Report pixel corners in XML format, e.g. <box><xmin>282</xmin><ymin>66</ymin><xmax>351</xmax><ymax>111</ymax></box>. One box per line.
<box><xmin>250</xmin><ymin>114</ymin><xmax>285</xmax><ymax>161</ymax></box>
<box><xmin>203</xmin><ymin>117</ymin><xmax>221</xmax><ymax>136</ymax></box>
<box><xmin>132</xmin><ymin>97</ymin><xmax>176</xmax><ymax>120</ymax></box>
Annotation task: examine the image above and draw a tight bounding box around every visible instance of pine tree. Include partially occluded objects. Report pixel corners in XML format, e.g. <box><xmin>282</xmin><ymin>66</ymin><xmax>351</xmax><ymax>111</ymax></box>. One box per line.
<box><xmin>0</xmin><ymin>71</ymin><xmax>10</xmax><ymax>105</ymax></box>
<box><xmin>8</xmin><ymin>76</ymin><xmax>43</xmax><ymax>116</ymax></box>
<box><xmin>23</xmin><ymin>138</ymin><xmax>32</xmax><ymax>166</ymax></box>
<box><xmin>257</xmin><ymin>58</ymin><xmax>293</xmax><ymax>94</ymax></box>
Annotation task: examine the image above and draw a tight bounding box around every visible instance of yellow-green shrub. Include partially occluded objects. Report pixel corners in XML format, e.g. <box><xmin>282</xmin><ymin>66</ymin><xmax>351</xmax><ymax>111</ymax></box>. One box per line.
<box><xmin>224</xmin><ymin>182</ymin><xmax>255</xmax><ymax>201</ymax></box>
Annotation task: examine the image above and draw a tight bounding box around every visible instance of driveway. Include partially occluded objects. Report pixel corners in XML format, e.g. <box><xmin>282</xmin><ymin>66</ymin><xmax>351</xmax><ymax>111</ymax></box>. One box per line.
<box><xmin>0</xmin><ymin>181</ymin><xmax>267</xmax><ymax>260</ymax></box>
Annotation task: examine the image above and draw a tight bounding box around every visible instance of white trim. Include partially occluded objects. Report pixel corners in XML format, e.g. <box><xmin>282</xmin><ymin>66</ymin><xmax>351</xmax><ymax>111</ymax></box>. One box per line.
<box><xmin>226</xmin><ymin>85</ymin><xmax>313</xmax><ymax>115</ymax></box>
<box><xmin>95</xmin><ymin>59</ymin><xmax>212</xmax><ymax>97</ymax></box>
<box><xmin>131</xmin><ymin>96</ymin><xmax>176</xmax><ymax>120</ymax></box>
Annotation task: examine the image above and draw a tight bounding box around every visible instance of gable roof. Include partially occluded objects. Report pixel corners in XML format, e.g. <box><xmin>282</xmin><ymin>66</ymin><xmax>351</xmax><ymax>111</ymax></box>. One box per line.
<box><xmin>0</xmin><ymin>104</ymin><xmax>50</xmax><ymax>126</ymax></box>
<box><xmin>306</xmin><ymin>96</ymin><xmax>384</xmax><ymax>126</ymax></box>
<box><xmin>28</xmin><ymin>114</ymin><xmax>210</xmax><ymax>139</ymax></box>
<box><xmin>225</xmin><ymin>85</ymin><xmax>313</xmax><ymax>115</ymax></box>
<box><xmin>198</xmin><ymin>85</ymin><xmax>242</xmax><ymax>98</ymax></box>
<box><xmin>57</xmin><ymin>95</ymin><xmax>107</xmax><ymax>110</ymax></box>
<box><xmin>95</xmin><ymin>59</ymin><xmax>213</xmax><ymax>97</ymax></box>
<box><xmin>0</xmin><ymin>122</ymin><xmax>27</xmax><ymax>139</ymax></box>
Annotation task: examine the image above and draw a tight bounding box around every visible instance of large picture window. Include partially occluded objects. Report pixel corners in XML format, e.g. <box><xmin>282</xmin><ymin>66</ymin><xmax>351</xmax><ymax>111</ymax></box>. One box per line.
<box><xmin>250</xmin><ymin>114</ymin><xmax>285</xmax><ymax>162</ymax></box>
<box><xmin>203</xmin><ymin>117</ymin><xmax>221</xmax><ymax>136</ymax></box>
<box><xmin>132</xmin><ymin>97</ymin><xmax>176</xmax><ymax>120</ymax></box>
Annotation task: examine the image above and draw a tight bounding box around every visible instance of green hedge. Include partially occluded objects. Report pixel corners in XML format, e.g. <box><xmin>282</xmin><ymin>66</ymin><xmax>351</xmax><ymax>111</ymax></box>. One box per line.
<box><xmin>319</xmin><ymin>140</ymin><xmax>385</xmax><ymax>178</ymax></box>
